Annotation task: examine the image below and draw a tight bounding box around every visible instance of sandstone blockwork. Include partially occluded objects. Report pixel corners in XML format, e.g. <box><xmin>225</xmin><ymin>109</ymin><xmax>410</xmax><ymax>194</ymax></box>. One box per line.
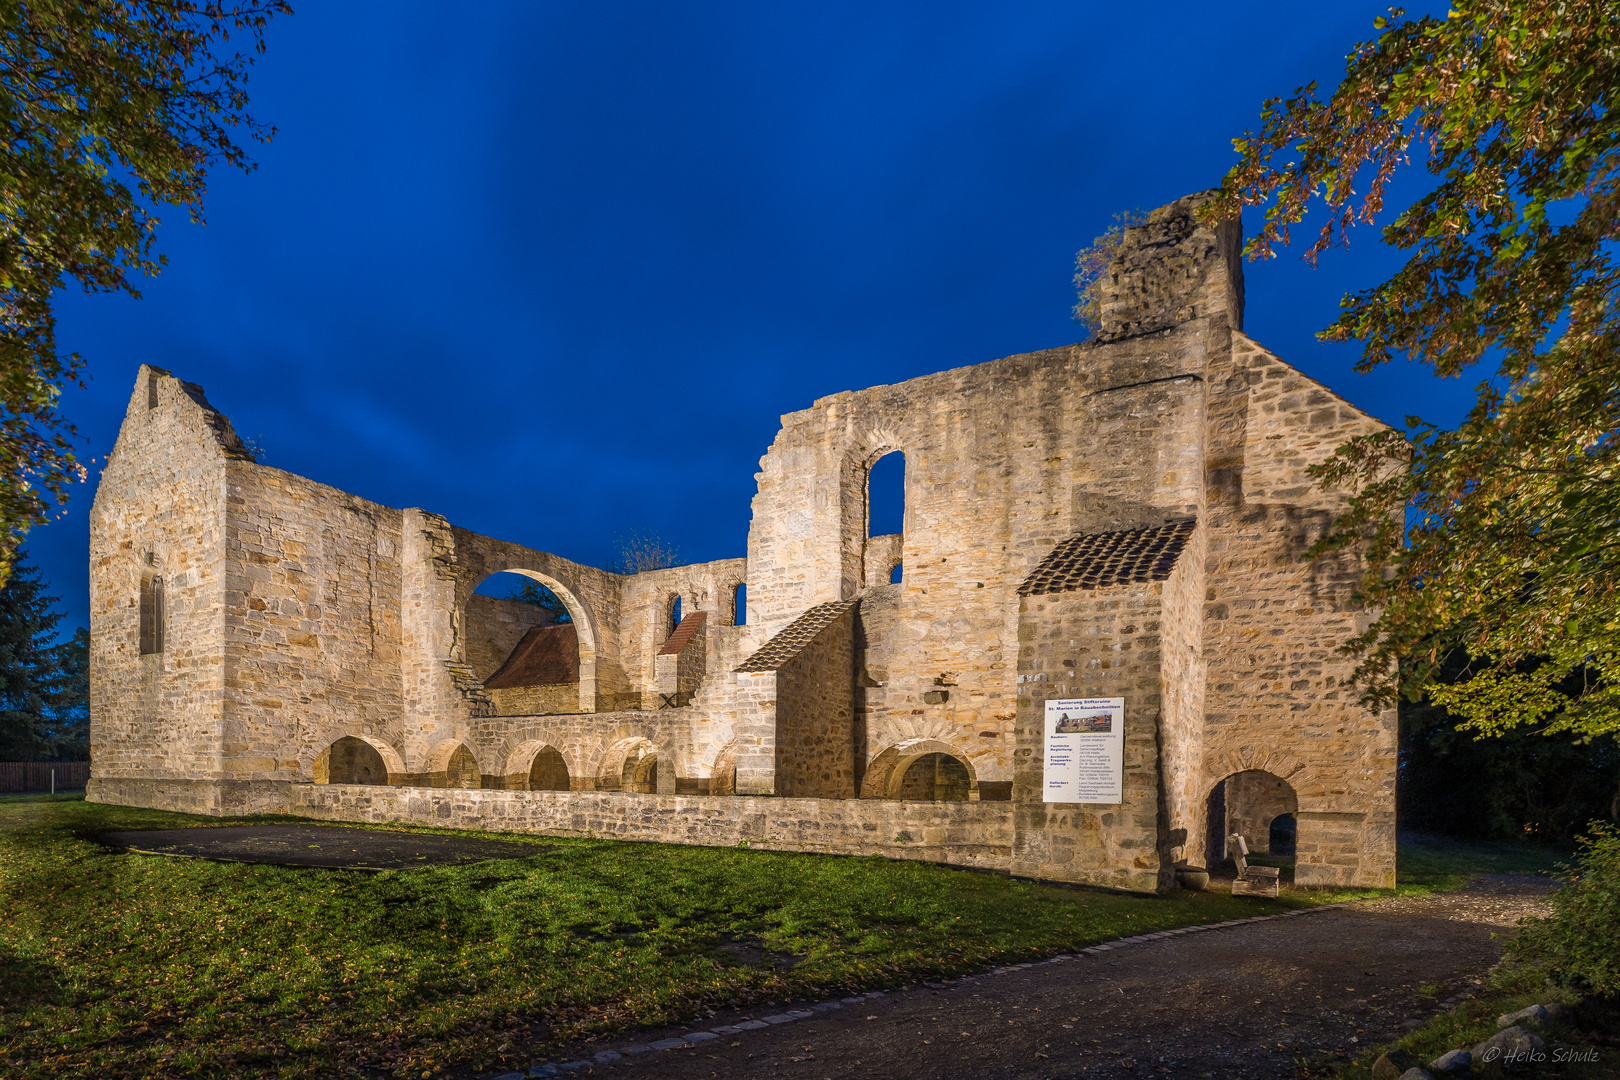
<box><xmin>87</xmin><ymin>191</ymin><xmax>1396</xmax><ymax>891</ymax></box>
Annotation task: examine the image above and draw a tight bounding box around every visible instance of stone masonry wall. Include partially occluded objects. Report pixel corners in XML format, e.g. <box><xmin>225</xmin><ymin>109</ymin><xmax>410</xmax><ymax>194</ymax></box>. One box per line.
<box><xmin>220</xmin><ymin>459</ymin><xmax>405</xmax><ymax>809</ymax></box>
<box><xmin>291</xmin><ymin>783</ymin><xmax>1016</xmax><ymax>872</ymax></box>
<box><xmin>1194</xmin><ymin>331</ymin><xmax>1398</xmax><ymax>887</ymax></box>
<box><xmin>775</xmin><ymin>604</ymin><xmax>856</xmax><ymax>798</ymax></box>
<box><xmin>88</xmin><ymin>368</ymin><xmax>246</xmax><ymax>814</ymax></box>
<box><xmin>1009</xmin><ymin>565</ymin><xmax>1186</xmax><ymax>893</ymax></box>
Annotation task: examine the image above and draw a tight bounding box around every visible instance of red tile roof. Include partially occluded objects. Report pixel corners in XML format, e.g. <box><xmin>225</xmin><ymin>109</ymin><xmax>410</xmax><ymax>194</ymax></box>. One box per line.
<box><xmin>484</xmin><ymin>624</ymin><xmax>580</xmax><ymax>688</ymax></box>
<box><xmin>658</xmin><ymin>611</ymin><xmax>707</xmax><ymax>655</ymax></box>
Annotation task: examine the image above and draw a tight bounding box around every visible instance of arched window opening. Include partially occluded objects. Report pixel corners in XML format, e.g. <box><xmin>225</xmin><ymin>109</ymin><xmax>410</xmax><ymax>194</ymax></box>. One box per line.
<box><xmin>896</xmin><ymin>753</ymin><xmax>971</xmax><ymax>801</ymax></box>
<box><xmin>468</xmin><ymin>570</ymin><xmax>585</xmax><ymax>717</ymax></box>
<box><xmin>474</xmin><ymin>571</ymin><xmax>572</xmax><ymax>623</ymax></box>
<box><xmin>868</xmin><ymin>451</ymin><xmax>905</xmax><ymax>538</ymax></box>
<box><xmin>139</xmin><ymin>574</ymin><xmax>164</xmax><ymax>655</ymax></box>
<box><xmin>710</xmin><ymin>742</ymin><xmax>739</xmax><ymax>796</ymax></box>
<box><xmin>889</xmin><ymin>562</ymin><xmax>903</xmax><ymax>584</ymax></box>
<box><xmin>529</xmin><ymin>747</ymin><xmax>571</xmax><ymax>792</ymax></box>
<box><xmin>732</xmin><ymin>583</ymin><xmax>747</xmax><ymax>626</ymax></box>
<box><xmin>668</xmin><ymin>594</ymin><xmax>683</xmax><ymax>637</ymax></box>
<box><xmin>446</xmin><ymin>744</ymin><xmax>482</xmax><ymax>789</ymax></box>
<box><xmin>321</xmin><ymin>736</ymin><xmax>388</xmax><ymax>786</ymax></box>
<box><xmin>1207</xmin><ymin>769</ymin><xmax>1298</xmax><ymax>865</ymax></box>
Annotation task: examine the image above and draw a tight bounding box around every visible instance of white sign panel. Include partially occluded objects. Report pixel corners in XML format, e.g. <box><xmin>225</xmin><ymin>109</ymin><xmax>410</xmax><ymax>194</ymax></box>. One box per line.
<box><xmin>1042</xmin><ymin>697</ymin><xmax>1125</xmax><ymax>804</ymax></box>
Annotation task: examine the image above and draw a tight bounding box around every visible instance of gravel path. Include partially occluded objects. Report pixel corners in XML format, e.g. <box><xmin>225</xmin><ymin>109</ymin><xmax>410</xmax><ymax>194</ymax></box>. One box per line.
<box><xmin>530</xmin><ymin>876</ymin><xmax>1554</xmax><ymax>1080</ymax></box>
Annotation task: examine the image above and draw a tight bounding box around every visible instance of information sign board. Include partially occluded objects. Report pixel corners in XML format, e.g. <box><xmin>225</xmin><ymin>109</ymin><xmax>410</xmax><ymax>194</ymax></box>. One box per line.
<box><xmin>1042</xmin><ymin>697</ymin><xmax>1125</xmax><ymax>804</ymax></box>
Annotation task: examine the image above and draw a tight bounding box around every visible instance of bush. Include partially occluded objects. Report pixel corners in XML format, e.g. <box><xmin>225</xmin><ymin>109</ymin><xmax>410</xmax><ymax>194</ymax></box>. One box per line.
<box><xmin>1507</xmin><ymin>822</ymin><xmax>1620</xmax><ymax>996</ymax></box>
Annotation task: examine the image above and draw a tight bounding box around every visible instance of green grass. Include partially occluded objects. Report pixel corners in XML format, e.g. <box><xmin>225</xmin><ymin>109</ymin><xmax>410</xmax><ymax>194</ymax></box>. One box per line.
<box><xmin>1</xmin><ymin>794</ymin><xmax>1320</xmax><ymax>1078</ymax></box>
<box><xmin>0</xmin><ymin>797</ymin><xmax>1571</xmax><ymax>1078</ymax></box>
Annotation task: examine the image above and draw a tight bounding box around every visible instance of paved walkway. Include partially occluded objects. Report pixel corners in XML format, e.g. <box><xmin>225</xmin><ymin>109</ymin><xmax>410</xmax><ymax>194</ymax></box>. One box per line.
<box><xmin>528</xmin><ymin>876</ymin><xmax>1553</xmax><ymax>1080</ymax></box>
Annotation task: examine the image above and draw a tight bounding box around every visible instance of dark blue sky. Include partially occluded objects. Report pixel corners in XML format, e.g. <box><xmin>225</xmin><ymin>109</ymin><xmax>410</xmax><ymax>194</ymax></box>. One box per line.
<box><xmin>35</xmin><ymin>0</ymin><xmax>1468</xmax><ymax>632</ymax></box>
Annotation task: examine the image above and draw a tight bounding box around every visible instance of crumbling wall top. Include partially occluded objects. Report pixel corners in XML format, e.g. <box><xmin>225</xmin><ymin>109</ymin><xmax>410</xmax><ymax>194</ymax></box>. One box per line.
<box><xmin>1093</xmin><ymin>191</ymin><xmax>1244</xmax><ymax>343</ymax></box>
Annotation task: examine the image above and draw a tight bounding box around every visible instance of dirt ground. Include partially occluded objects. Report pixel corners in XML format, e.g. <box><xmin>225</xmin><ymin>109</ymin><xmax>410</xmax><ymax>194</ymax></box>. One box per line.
<box><xmin>547</xmin><ymin>876</ymin><xmax>1556</xmax><ymax>1080</ymax></box>
<box><xmin>99</xmin><ymin>824</ymin><xmax>548</xmax><ymax>869</ymax></box>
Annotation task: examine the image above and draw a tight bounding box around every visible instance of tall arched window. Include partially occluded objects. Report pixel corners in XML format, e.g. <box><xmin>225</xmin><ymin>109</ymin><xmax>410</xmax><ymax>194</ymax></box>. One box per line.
<box><xmin>868</xmin><ymin>451</ymin><xmax>905</xmax><ymax>537</ymax></box>
<box><xmin>668</xmin><ymin>594</ymin><xmax>683</xmax><ymax>636</ymax></box>
<box><xmin>139</xmin><ymin>574</ymin><xmax>164</xmax><ymax>655</ymax></box>
<box><xmin>732</xmin><ymin>582</ymin><xmax>747</xmax><ymax>626</ymax></box>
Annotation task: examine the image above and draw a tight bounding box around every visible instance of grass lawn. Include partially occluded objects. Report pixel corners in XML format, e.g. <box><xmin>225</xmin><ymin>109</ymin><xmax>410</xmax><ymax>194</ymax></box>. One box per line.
<box><xmin>0</xmin><ymin>795</ymin><xmax>1565</xmax><ymax>1079</ymax></box>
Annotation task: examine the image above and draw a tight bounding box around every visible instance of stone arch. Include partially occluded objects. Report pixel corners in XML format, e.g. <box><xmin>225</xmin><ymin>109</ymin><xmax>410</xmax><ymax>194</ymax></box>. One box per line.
<box><xmin>466</xmin><ymin>567</ymin><xmax>599</xmax><ymax>714</ymax></box>
<box><xmin>708</xmin><ymin>740</ymin><xmax>739</xmax><ymax>796</ymax></box>
<box><xmin>425</xmin><ymin>738</ymin><xmax>484</xmax><ymax>789</ymax></box>
<box><xmin>313</xmin><ymin>733</ymin><xmax>406</xmax><ymax>786</ymax></box>
<box><xmin>727</xmin><ymin>581</ymin><xmax>747</xmax><ymax>627</ymax></box>
<box><xmin>501</xmin><ymin>739</ymin><xmax>576</xmax><ymax>792</ymax></box>
<box><xmin>1203</xmin><ymin>768</ymin><xmax>1299</xmax><ymax>863</ymax></box>
<box><xmin>835</xmin><ymin>429</ymin><xmax>906</xmax><ymax>601</ymax></box>
<box><xmin>596</xmin><ymin>735</ymin><xmax>670</xmax><ymax>794</ymax></box>
<box><xmin>1203</xmin><ymin>746</ymin><xmax>1317</xmax><ymax>798</ymax></box>
<box><xmin>861</xmin><ymin>738</ymin><xmax>978</xmax><ymax>801</ymax></box>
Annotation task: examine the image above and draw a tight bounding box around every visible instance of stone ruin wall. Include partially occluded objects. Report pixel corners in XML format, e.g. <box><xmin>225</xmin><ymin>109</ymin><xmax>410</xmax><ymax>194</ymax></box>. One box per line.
<box><xmin>1189</xmin><ymin>331</ymin><xmax>1398</xmax><ymax>886</ymax></box>
<box><xmin>88</xmin><ymin>369</ymin><xmax>240</xmax><ymax>814</ymax></box>
<box><xmin>86</xmin><ymin>191</ymin><xmax>1398</xmax><ymax>890</ymax></box>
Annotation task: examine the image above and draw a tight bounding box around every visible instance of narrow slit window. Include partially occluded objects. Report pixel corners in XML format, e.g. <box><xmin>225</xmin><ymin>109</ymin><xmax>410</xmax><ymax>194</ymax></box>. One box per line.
<box><xmin>668</xmin><ymin>595</ymin><xmax>683</xmax><ymax>636</ymax></box>
<box><xmin>732</xmin><ymin>582</ymin><xmax>747</xmax><ymax>626</ymax></box>
<box><xmin>139</xmin><ymin>574</ymin><xmax>165</xmax><ymax>654</ymax></box>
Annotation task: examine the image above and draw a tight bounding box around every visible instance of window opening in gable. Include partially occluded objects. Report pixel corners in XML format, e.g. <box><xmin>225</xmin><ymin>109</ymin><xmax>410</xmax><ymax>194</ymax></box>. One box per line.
<box><xmin>139</xmin><ymin>574</ymin><xmax>164</xmax><ymax>655</ymax></box>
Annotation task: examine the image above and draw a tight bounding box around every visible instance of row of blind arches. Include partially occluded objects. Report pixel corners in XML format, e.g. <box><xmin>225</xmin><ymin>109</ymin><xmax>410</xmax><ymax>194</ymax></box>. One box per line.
<box><xmin>319</xmin><ymin>735</ymin><xmax>978</xmax><ymax>801</ymax></box>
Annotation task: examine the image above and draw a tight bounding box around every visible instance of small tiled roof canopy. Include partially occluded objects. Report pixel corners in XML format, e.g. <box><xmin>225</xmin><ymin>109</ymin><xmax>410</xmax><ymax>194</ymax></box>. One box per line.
<box><xmin>1018</xmin><ymin>517</ymin><xmax>1197</xmax><ymax>597</ymax></box>
<box><xmin>658</xmin><ymin>611</ymin><xmax>706</xmax><ymax>655</ymax></box>
<box><xmin>484</xmin><ymin>624</ymin><xmax>580</xmax><ymax>688</ymax></box>
<box><xmin>735</xmin><ymin>597</ymin><xmax>860</xmax><ymax>673</ymax></box>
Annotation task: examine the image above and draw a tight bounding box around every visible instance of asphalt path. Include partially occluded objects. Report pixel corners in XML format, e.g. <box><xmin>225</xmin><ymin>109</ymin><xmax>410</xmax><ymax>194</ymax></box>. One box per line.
<box><xmin>533</xmin><ymin>876</ymin><xmax>1553</xmax><ymax>1080</ymax></box>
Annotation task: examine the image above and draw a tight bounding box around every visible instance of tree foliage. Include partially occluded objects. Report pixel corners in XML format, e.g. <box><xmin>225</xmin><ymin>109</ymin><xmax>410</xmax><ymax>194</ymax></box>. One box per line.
<box><xmin>1071</xmin><ymin>208</ymin><xmax>1146</xmax><ymax>336</ymax></box>
<box><xmin>1506</xmin><ymin>822</ymin><xmax>1620</xmax><ymax>995</ymax></box>
<box><xmin>0</xmin><ymin>0</ymin><xmax>289</xmax><ymax>581</ymax></box>
<box><xmin>1401</xmin><ymin>653</ymin><xmax>1619</xmax><ymax>840</ymax></box>
<box><xmin>1206</xmin><ymin>1</ymin><xmax>1620</xmax><ymax>740</ymax></box>
<box><xmin>0</xmin><ymin>550</ymin><xmax>86</xmax><ymax>760</ymax></box>
<box><xmin>500</xmin><ymin>577</ymin><xmax>573</xmax><ymax>624</ymax></box>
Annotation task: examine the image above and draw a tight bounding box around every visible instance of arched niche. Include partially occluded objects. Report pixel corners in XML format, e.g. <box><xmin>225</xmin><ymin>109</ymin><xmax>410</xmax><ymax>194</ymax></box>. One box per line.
<box><xmin>501</xmin><ymin>739</ymin><xmax>574</xmax><ymax>792</ymax></box>
<box><xmin>861</xmin><ymin>738</ymin><xmax>979</xmax><ymax>801</ymax></box>
<box><xmin>313</xmin><ymin>734</ymin><xmax>404</xmax><ymax>786</ymax></box>
<box><xmin>709</xmin><ymin>740</ymin><xmax>739</xmax><ymax>796</ymax></box>
<box><xmin>596</xmin><ymin>736</ymin><xmax>668</xmax><ymax>794</ymax></box>
<box><xmin>425</xmin><ymin>738</ymin><xmax>485</xmax><ymax>790</ymax></box>
<box><xmin>1205</xmin><ymin>769</ymin><xmax>1299</xmax><ymax>863</ymax></box>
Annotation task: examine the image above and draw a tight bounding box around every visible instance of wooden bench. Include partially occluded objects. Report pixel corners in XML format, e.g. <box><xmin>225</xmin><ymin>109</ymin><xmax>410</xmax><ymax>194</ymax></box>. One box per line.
<box><xmin>1228</xmin><ymin>833</ymin><xmax>1281</xmax><ymax>897</ymax></box>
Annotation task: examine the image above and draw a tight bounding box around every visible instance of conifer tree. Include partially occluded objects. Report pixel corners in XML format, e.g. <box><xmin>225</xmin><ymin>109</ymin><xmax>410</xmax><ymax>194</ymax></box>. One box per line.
<box><xmin>0</xmin><ymin>551</ymin><xmax>86</xmax><ymax>760</ymax></box>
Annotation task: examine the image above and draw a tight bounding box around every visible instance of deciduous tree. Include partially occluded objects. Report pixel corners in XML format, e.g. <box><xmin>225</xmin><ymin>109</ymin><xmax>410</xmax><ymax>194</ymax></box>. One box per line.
<box><xmin>1206</xmin><ymin>1</ymin><xmax>1620</xmax><ymax>741</ymax></box>
<box><xmin>0</xmin><ymin>0</ymin><xmax>290</xmax><ymax>581</ymax></box>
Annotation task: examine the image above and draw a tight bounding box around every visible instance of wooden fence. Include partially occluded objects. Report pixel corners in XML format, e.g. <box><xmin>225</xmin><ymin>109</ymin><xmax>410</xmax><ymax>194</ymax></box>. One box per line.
<box><xmin>0</xmin><ymin>762</ymin><xmax>90</xmax><ymax>793</ymax></box>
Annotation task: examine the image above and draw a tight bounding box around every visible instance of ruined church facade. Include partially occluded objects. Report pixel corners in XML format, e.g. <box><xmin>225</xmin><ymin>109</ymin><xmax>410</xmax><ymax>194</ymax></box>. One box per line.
<box><xmin>86</xmin><ymin>194</ymin><xmax>1397</xmax><ymax>892</ymax></box>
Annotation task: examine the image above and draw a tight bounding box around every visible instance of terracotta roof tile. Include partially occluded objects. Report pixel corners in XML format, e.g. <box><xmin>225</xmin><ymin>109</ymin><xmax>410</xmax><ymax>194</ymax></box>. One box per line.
<box><xmin>658</xmin><ymin>611</ymin><xmax>707</xmax><ymax>655</ymax></box>
<box><xmin>484</xmin><ymin>624</ymin><xmax>580</xmax><ymax>688</ymax></box>
<box><xmin>735</xmin><ymin>598</ymin><xmax>860</xmax><ymax>673</ymax></box>
<box><xmin>1018</xmin><ymin>517</ymin><xmax>1196</xmax><ymax>597</ymax></box>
